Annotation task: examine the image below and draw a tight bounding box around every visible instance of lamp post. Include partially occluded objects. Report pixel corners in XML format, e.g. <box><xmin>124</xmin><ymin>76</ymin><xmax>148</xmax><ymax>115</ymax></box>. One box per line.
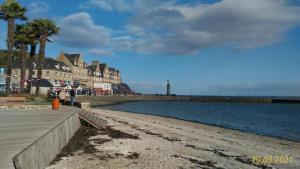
<box><xmin>0</xmin><ymin>67</ymin><xmax>5</xmax><ymax>92</ymax></box>
<box><xmin>13</xmin><ymin>73</ymin><xmax>18</xmax><ymax>92</ymax></box>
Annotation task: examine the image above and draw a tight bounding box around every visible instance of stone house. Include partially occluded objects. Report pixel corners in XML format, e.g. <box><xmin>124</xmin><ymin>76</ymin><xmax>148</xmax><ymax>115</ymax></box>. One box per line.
<box><xmin>109</xmin><ymin>67</ymin><xmax>121</xmax><ymax>84</ymax></box>
<box><xmin>87</xmin><ymin>61</ymin><xmax>103</xmax><ymax>88</ymax></box>
<box><xmin>99</xmin><ymin>63</ymin><xmax>110</xmax><ymax>83</ymax></box>
<box><xmin>12</xmin><ymin>57</ymin><xmax>72</xmax><ymax>94</ymax></box>
<box><xmin>57</xmin><ymin>51</ymin><xmax>88</xmax><ymax>87</ymax></box>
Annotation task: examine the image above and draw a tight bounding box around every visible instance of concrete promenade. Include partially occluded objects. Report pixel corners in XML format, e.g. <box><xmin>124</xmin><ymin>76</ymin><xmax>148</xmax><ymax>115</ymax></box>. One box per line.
<box><xmin>0</xmin><ymin>106</ymin><xmax>79</xmax><ymax>169</ymax></box>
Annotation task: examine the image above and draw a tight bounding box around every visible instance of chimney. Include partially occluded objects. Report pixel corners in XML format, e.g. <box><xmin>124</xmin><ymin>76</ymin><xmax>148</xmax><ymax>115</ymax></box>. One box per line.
<box><xmin>92</xmin><ymin>61</ymin><xmax>99</xmax><ymax>66</ymax></box>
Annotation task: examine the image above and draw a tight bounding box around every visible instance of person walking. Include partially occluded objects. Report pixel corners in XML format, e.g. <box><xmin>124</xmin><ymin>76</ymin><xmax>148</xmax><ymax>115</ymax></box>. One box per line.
<box><xmin>70</xmin><ymin>87</ymin><xmax>76</xmax><ymax>106</ymax></box>
<box><xmin>59</xmin><ymin>89</ymin><xmax>66</xmax><ymax>105</ymax></box>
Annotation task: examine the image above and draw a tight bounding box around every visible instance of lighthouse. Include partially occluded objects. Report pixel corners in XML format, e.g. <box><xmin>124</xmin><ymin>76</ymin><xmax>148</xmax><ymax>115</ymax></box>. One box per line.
<box><xmin>166</xmin><ymin>80</ymin><xmax>171</xmax><ymax>96</ymax></box>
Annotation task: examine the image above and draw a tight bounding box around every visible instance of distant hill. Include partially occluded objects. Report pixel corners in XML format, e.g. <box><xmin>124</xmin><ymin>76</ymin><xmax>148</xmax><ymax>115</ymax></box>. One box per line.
<box><xmin>112</xmin><ymin>83</ymin><xmax>135</xmax><ymax>95</ymax></box>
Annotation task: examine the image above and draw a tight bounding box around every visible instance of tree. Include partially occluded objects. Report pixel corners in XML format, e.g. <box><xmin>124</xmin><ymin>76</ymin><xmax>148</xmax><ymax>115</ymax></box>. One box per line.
<box><xmin>0</xmin><ymin>0</ymin><xmax>26</xmax><ymax>95</ymax></box>
<box><xmin>14</xmin><ymin>24</ymin><xmax>32</xmax><ymax>92</ymax></box>
<box><xmin>31</xmin><ymin>19</ymin><xmax>59</xmax><ymax>95</ymax></box>
<box><xmin>24</xmin><ymin>21</ymin><xmax>39</xmax><ymax>94</ymax></box>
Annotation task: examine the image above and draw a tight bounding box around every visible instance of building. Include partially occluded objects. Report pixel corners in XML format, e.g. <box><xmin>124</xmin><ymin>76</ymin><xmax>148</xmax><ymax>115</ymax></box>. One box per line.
<box><xmin>87</xmin><ymin>61</ymin><xmax>105</xmax><ymax>94</ymax></box>
<box><xmin>115</xmin><ymin>70</ymin><xmax>121</xmax><ymax>84</ymax></box>
<box><xmin>87</xmin><ymin>61</ymin><xmax>122</xmax><ymax>95</ymax></box>
<box><xmin>7</xmin><ymin>50</ymin><xmax>123</xmax><ymax>95</ymax></box>
<box><xmin>109</xmin><ymin>67</ymin><xmax>121</xmax><ymax>84</ymax></box>
<box><xmin>12</xmin><ymin>58</ymin><xmax>72</xmax><ymax>94</ymax></box>
<box><xmin>96</xmin><ymin>63</ymin><xmax>112</xmax><ymax>94</ymax></box>
<box><xmin>99</xmin><ymin>63</ymin><xmax>110</xmax><ymax>83</ymax></box>
<box><xmin>57</xmin><ymin>51</ymin><xmax>88</xmax><ymax>87</ymax></box>
<box><xmin>87</xmin><ymin>61</ymin><xmax>101</xmax><ymax>88</ymax></box>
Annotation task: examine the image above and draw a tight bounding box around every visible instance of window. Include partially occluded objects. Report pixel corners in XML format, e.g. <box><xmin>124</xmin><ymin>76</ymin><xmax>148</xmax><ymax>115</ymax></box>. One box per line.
<box><xmin>46</xmin><ymin>71</ymin><xmax>50</xmax><ymax>76</ymax></box>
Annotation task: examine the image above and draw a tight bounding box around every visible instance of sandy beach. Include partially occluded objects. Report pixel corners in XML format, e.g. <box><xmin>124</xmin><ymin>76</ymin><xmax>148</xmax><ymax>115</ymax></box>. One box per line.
<box><xmin>47</xmin><ymin>109</ymin><xmax>300</xmax><ymax>169</ymax></box>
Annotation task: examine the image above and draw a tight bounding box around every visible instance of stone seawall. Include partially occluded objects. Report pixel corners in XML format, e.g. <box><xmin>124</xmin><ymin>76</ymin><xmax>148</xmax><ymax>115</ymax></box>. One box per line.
<box><xmin>76</xmin><ymin>95</ymin><xmax>276</xmax><ymax>106</ymax></box>
<box><xmin>12</xmin><ymin>111</ymin><xmax>81</xmax><ymax>169</ymax></box>
<box><xmin>77</xmin><ymin>95</ymin><xmax>300</xmax><ymax>106</ymax></box>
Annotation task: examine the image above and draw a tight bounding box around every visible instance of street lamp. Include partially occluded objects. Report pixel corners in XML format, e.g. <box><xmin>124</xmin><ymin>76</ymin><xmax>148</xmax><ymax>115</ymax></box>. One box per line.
<box><xmin>13</xmin><ymin>73</ymin><xmax>18</xmax><ymax>92</ymax></box>
<box><xmin>0</xmin><ymin>68</ymin><xmax>5</xmax><ymax>92</ymax></box>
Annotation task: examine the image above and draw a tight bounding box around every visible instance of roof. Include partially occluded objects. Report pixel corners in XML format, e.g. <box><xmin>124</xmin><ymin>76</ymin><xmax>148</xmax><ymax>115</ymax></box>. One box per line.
<box><xmin>109</xmin><ymin>67</ymin><xmax>115</xmax><ymax>72</ymax></box>
<box><xmin>88</xmin><ymin>65</ymin><xmax>97</xmax><ymax>71</ymax></box>
<box><xmin>83</xmin><ymin>62</ymin><xmax>88</xmax><ymax>68</ymax></box>
<box><xmin>64</xmin><ymin>53</ymin><xmax>80</xmax><ymax>66</ymax></box>
<box><xmin>31</xmin><ymin>78</ymin><xmax>53</xmax><ymax>87</ymax></box>
<box><xmin>12</xmin><ymin>58</ymin><xmax>72</xmax><ymax>73</ymax></box>
<box><xmin>87</xmin><ymin>65</ymin><xmax>97</xmax><ymax>75</ymax></box>
<box><xmin>99</xmin><ymin>64</ymin><xmax>107</xmax><ymax>72</ymax></box>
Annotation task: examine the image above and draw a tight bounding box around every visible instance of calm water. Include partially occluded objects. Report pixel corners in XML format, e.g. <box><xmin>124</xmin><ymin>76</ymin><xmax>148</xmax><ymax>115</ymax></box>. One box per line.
<box><xmin>100</xmin><ymin>101</ymin><xmax>300</xmax><ymax>142</ymax></box>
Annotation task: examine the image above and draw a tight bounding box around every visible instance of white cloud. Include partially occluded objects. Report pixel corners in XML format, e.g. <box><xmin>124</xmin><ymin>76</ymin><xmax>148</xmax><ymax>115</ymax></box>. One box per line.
<box><xmin>111</xmin><ymin>36</ymin><xmax>134</xmax><ymax>51</ymax></box>
<box><xmin>80</xmin><ymin>0</ymin><xmax>133</xmax><ymax>11</ymax></box>
<box><xmin>80</xmin><ymin>0</ymin><xmax>174</xmax><ymax>13</ymax></box>
<box><xmin>53</xmin><ymin>12</ymin><xmax>133</xmax><ymax>56</ymax></box>
<box><xmin>88</xmin><ymin>49</ymin><xmax>113</xmax><ymax>56</ymax></box>
<box><xmin>53</xmin><ymin>12</ymin><xmax>111</xmax><ymax>49</ymax></box>
<box><xmin>27</xmin><ymin>1</ymin><xmax>49</xmax><ymax>19</ymax></box>
<box><xmin>76</xmin><ymin>0</ymin><xmax>300</xmax><ymax>56</ymax></box>
<box><xmin>126</xmin><ymin>0</ymin><xmax>300</xmax><ymax>55</ymax></box>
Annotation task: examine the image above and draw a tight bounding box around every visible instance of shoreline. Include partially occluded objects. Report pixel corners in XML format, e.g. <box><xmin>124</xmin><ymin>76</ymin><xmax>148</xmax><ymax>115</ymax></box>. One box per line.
<box><xmin>47</xmin><ymin>109</ymin><xmax>300</xmax><ymax>169</ymax></box>
<box><xmin>98</xmin><ymin>107</ymin><xmax>300</xmax><ymax>143</ymax></box>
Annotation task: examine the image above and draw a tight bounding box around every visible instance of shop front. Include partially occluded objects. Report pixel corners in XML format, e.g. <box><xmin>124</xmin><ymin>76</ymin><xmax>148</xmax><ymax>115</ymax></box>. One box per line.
<box><xmin>92</xmin><ymin>82</ymin><xmax>112</xmax><ymax>95</ymax></box>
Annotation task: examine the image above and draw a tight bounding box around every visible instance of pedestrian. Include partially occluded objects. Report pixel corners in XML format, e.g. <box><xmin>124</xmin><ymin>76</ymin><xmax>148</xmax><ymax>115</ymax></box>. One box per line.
<box><xmin>70</xmin><ymin>87</ymin><xmax>76</xmax><ymax>106</ymax></box>
<box><xmin>59</xmin><ymin>89</ymin><xmax>66</xmax><ymax>105</ymax></box>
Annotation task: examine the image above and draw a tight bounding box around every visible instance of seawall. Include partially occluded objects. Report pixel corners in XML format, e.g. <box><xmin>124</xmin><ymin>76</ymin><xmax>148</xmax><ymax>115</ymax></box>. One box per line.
<box><xmin>12</xmin><ymin>111</ymin><xmax>81</xmax><ymax>169</ymax></box>
<box><xmin>76</xmin><ymin>95</ymin><xmax>300</xmax><ymax>107</ymax></box>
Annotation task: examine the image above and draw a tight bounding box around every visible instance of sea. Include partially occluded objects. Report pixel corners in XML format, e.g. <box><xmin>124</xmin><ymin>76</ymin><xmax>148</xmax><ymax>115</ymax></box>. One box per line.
<box><xmin>99</xmin><ymin>101</ymin><xmax>300</xmax><ymax>142</ymax></box>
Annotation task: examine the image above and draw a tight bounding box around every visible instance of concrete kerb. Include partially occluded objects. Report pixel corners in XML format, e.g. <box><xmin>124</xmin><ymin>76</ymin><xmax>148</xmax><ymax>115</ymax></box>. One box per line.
<box><xmin>12</xmin><ymin>110</ymin><xmax>81</xmax><ymax>169</ymax></box>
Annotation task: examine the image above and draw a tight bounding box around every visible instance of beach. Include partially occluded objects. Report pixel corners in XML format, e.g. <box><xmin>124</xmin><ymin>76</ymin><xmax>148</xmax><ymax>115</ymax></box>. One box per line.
<box><xmin>47</xmin><ymin>109</ymin><xmax>300</xmax><ymax>169</ymax></box>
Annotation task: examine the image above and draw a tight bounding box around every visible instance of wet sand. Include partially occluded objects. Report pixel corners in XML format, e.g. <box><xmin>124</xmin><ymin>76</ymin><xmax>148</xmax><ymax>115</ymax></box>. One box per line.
<box><xmin>47</xmin><ymin>109</ymin><xmax>300</xmax><ymax>169</ymax></box>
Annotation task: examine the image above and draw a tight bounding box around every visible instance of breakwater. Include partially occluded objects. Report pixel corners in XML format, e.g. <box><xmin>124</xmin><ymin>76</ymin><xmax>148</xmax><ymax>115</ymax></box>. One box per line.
<box><xmin>76</xmin><ymin>95</ymin><xmax>300</xmax><ymax>107</ymax></box>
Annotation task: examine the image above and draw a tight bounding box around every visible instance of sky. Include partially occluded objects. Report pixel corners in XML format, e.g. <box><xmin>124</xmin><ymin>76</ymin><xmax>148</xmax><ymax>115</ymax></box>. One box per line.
<box><xmin>0</xmin><ymin>0</ymin><xmax>300</xmax><ymax>96</ymax></box>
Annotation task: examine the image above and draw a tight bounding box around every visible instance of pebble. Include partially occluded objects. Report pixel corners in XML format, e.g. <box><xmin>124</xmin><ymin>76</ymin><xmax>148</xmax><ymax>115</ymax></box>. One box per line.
<box><xmin>0</xmin><ymin>104</ymin><xmax>52</xmax><ymax>110</ymax></box>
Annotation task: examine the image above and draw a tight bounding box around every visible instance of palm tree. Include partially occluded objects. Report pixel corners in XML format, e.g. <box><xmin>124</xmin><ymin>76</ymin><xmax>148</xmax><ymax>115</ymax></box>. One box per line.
<box><xmin>31</xmin><ymin>19</ymin><xmax>59</xmax><ymax>95</ymax></box>
<box><xmin>24</xmin><ymin>22</ymin><xmax>39</xmax><ymax>94</ymax></box>
<box><xmin>14</xmin><ymin>24</ymin><xmax>31</xmax><ymax>92</ymax></box>
<box><xmin>0</xmin><ymin>0</ymin><xmax>26</xmax><ymax>95</ymax></box>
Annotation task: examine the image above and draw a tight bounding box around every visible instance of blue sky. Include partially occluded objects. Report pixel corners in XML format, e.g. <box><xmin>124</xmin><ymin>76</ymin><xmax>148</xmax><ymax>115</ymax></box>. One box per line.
<box><xmin>0</xmin><ymin>0</ymin><xmax>300</xmax><ymax>96</ymax></box>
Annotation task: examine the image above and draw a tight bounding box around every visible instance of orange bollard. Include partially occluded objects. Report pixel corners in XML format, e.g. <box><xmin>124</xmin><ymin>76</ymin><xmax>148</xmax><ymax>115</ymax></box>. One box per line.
<box><xmin>52</xmin><ymin>98</ymin><xmax>60</xmax><ymax>110</ymax></box>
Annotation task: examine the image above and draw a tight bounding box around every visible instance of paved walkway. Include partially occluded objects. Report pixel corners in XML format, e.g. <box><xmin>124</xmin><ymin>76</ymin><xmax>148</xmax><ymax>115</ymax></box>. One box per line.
<box><xmin>0</xmin><ymin>106</ymin><xmax>79</xmax><ymax>169</ymax></box>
